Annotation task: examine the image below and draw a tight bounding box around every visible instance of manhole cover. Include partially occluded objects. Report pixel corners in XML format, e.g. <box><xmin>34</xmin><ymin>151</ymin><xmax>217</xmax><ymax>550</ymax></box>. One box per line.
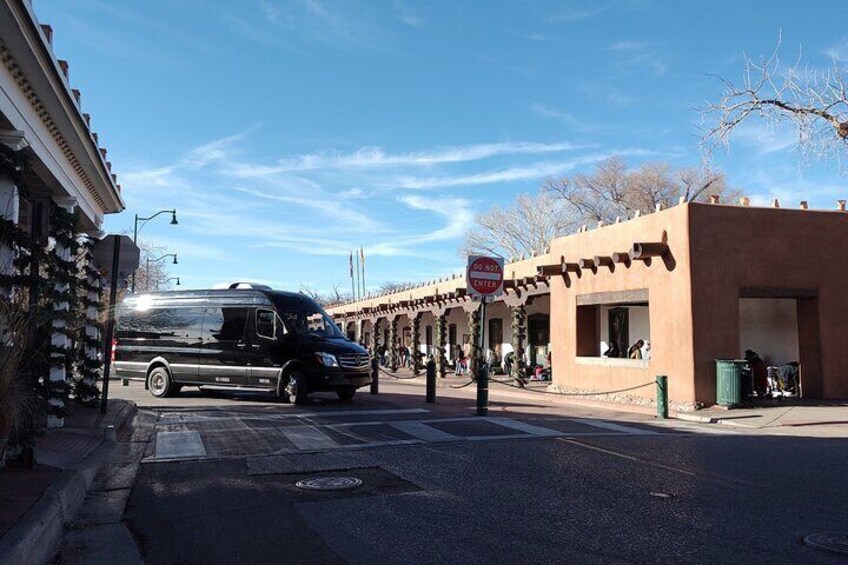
<box><xmin>804</xmin><ymin>532</ymin><xmax>848</xmax><ymax>556</ymax></box>
<box><xmin>295</xmin><ymin>477</ymin><xmax>363</xmax><ymax>491</ymax></box>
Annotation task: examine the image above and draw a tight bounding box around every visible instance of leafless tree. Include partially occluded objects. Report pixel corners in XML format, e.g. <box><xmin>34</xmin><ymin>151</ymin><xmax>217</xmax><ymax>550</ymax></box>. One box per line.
<box><xmin>462</xmin><ymin>157</ymin><xmax>739</xmax><ymax>258</ymax></box>
<box><xmin>460</xmin><ymin>192</ymin><xmax>579</xmax><ymax>259</ymax></box>
<box><xmin>544</xmin><ymin>157</ymin><xmax>736</xmax><ymax>224</ymax></box>
<box><xmin>299</xmin><ymin>283</ymin><xmax>352</xmax><ymax>308</ymax></box>
<box><xmin>701</xmin><ymin>33</ymin><xmax>848</xmax><ymax>164</ymax></box>
<box><xmin>133</xmin><ymin>239</ymin><xmax>178</xmax><ymax>293</ymax></box>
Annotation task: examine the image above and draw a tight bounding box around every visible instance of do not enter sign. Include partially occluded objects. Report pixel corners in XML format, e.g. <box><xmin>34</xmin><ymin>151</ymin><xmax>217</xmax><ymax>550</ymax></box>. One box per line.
<box><xmin>466</xmin><ymin>255</ymin><xmax>505</xmax><ymax>298</ymax></box>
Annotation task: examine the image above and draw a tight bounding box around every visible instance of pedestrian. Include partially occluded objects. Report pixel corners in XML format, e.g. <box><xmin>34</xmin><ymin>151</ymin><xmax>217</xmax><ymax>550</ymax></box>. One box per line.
<box><xmin>628</xmin><ymin>340</ymin><xmax>645</xmax><ymax>360</ymax></box>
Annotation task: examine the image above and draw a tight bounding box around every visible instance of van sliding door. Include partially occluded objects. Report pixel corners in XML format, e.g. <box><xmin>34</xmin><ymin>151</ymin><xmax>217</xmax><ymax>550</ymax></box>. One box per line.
<box><xmin>198</xmin><ymin>306</ymin><xmax>250</xmax><ymax>387</ymax></box>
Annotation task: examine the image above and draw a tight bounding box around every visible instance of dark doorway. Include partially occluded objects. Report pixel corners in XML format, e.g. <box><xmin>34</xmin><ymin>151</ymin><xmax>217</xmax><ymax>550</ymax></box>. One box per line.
<box><xmin>608</xmin><ymin>307</ymin><xmax>629</xmax><ymax>358</ymax></box>
<box><xmin>528</xmin><ymin>314</ymin><xmax>550</xmax><ymax>366</ymax></box>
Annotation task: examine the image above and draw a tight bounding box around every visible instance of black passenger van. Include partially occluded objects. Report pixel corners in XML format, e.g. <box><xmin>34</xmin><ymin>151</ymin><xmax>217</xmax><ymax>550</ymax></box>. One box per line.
<box><xmin>113</xmin><ymin>284</ymin><xmax>371</xmax><ymax>404</ymax></box>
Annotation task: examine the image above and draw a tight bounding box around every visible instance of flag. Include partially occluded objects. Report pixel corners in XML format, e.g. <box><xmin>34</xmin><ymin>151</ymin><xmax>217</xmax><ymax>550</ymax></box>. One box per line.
<box><xmin>349</xmin><ymin>252</ymin><xmax>354</xmax><ymax>278</ymax></box>
<box><xmin>360</xmin><ymin>246</ymin><xmax>365</xmax><ymax>268</ymax></box>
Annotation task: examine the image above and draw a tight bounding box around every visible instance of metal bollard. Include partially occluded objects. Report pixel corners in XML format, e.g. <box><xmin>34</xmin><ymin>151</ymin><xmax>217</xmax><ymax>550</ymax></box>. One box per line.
<box><xmin>476</xmin><ymin>363</ymin><xmax>488</xmax><ymax>416</ymax></box>
<box><xmin>370</xmin><ymin>356</ymin><xmax>379</xmax><ymax>395</ymax></box>
<box><xmin>656</xmin><ymin>375</ymin><xmax>668</xmax><ymax>419</ymax></box>
<box><xmin>425</xmin><ymin>359</ymin><xmax>436</xmax><ymax>403</ymax></box>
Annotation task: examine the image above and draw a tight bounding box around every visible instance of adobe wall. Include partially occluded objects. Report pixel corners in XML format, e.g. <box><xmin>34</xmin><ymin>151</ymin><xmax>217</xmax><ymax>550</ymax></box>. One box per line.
<box><xmin>688</xmin><ymin>203</ymin><xmax>848</xmax><ymax>400</ymax></box>
<box><xmin>548</xmin><ymin>205</ymin><xmax>697</xmax><ymax>403</ymax></box>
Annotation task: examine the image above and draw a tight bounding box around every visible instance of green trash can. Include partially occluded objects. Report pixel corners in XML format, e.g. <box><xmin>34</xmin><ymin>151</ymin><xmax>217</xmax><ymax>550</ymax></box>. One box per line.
<box><xmin>715</xmin><ymin>359</ymin><xmax>744</xmax><ymax>407</ymax></box>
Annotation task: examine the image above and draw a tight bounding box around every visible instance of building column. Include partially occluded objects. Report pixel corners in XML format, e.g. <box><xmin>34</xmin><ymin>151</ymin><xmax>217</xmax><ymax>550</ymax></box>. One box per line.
<box><xmin>74</xmin><ymin>237</ymin><xmax>101</xmax><ymax>405</ymax></box>
<box><xmin>373</xmin><ymin>318</ymin><xmax>382</xmax><ymax>359</ymax></box>
<box><xmin>388</xmin><ymin>315</ymin><xmax>398</xmax><ymax>371</ymax></box>
<box><xmin>510</xmin><ymin>303</ymin><xmax>527</xmax><ymax>385</ymax></box>
<box><xmin>354</xmin><ymin>318</ymin><xmax>363</xmax><ymax>344</ymax></box>
<box><xmin>468</xmin><ymin>307</ymin><xmax>481</xmax><ymax>378</ymax></box>
<box><xmin>435</xmin><ymin>312</ymin><xmax>447</xmax><ymax>378</ymax></box>
<box><xmin>410</xmin><ymin>312</ymin><xmax>421</xmax><ymax>375</ymax></box>
<box><xmin>0</xmin><ymin>174</ymin><xmax>19</xmax><ymax>279</ymax></box>
<box><xmin>47</xmin><ymin>197</ymin><xmax>77</xmax><ymax>428</ymax></box>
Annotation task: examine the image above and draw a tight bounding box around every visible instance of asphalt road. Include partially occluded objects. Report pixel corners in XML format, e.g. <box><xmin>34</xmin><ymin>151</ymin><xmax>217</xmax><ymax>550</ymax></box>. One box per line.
<box><xmin>57</xmin><ymin>381</ymin><xmax>848</xmax><ymax>564</ymax></box>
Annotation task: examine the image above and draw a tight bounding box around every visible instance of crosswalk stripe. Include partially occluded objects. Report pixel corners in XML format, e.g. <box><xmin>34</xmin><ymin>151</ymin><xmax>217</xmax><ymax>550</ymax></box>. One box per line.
<box><xmin>389</xmin><ymin>421</ymin><xmax>462</xmax><ymax>442</ymax></box>
<box><xmin>280</xmin><ymin>425</ymin><xmax>340</xmax><ymax>450</ymax></box>
<box><xmin>572</xmin><ymin>418</ymin><xmax>657</xmax><ymax>435</ymax></box>
<box><xmin>156</xmin><ymin>431</ymin><xmax>206</xmax><ymax>459</ymax></box>
<box><xmin>486</xmin><ymin>418</ymin><xmax>562</xmax><ymax>437</ymax></box>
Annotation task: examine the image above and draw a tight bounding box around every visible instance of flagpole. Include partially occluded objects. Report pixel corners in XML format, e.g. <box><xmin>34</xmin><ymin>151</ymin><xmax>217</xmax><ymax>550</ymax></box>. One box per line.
<box><xmin>355</xmin><ymin>252</ymin><xmax>361</xmax><ymax>300</ymax></box>
<box><xmin>349</xmin><ymin>252</ymin><xmax>355</xmax><ymax>300</ymax></box>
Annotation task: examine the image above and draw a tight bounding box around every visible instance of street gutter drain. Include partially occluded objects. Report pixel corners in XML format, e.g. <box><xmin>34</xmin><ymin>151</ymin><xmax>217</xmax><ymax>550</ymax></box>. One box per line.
<box><xmin>804</xmin><ymin>532</ymin><xmax>848</xmax><ymax>556</ymax></box>
<box><xmin>296</xmin><ymin>477</ymin><xmax>363</xmax><ymax>491</ymax></box>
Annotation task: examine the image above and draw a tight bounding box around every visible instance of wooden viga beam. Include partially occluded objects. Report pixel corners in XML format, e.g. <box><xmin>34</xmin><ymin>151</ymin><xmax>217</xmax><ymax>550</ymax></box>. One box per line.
<box><xmin>629</xmin><ymin>242</ymin><xmax>669</xmax><ymax>261</ymax></box>
<box><xmin>563</xmin><ymin>262</ymin><xmax>581</xmax><ymax>274</ymax></box>
<box><xmin>593</xmin><ymin>256</ymin><xmax>614</xmax><ymax>268</ymax></box>
<box><xmin>537</xmin><ymin>263</ymin><xmax>564</xmax><ymax>277</ymax></box>
<box><xmin>578</xmin><ymin>258</ymin><xmax>597</xmax><ymax>271</ymax></box>
<box><xmin>611</xmin><ymin>252</ymin><xmax>630</xmax><ymax>264</ymax></box>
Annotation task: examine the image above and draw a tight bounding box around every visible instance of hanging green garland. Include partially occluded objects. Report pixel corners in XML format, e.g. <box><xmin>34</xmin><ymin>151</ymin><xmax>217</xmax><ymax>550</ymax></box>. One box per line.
<box><xmin>410</xmin><ymin>313</ymin><xmax>421</xmax><ymax>374</ymax></box>
<box><xmin>510</xmin><ymin>304</ymin><xmax>527</xmax><ymax>382</ymax></box>
<box><xmin>468</xmin><ymin>308</ymin><xmax>480</xmax><ymax>377</ymax></box>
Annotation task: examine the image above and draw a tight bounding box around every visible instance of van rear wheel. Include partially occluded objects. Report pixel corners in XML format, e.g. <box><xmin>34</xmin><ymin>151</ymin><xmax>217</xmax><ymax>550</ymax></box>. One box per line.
<box><xmin>282</xmin><ymin>371</ymin><xmax>308</xmax><ymax>406</ymax></box>
<box><xmin>148</xmin><ymin>367</ymin><xmax>174</xmax><ymax>398</ymax></box>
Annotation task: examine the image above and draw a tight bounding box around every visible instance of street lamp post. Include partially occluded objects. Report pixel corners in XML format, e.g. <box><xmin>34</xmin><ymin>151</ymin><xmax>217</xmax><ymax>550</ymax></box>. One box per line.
<box><xmin>132</xmin><ymin>209</ymin><xmax>178</xmax><ymax>292</ymax></box>
<box><xmin>145</xmin><ymin>253</ymin><xmax>178</xmax><ymax>292</ymax></box>
<box><xmin>156</xmin><ymin>277</ymin><xmax>180</xmax><ymax>292</ymax></box>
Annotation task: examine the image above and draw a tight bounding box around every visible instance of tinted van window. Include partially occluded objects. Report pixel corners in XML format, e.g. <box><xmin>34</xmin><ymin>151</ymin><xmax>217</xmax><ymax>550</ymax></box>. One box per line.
<box><xmin>273</xmin><ymin>297</ymin><xmax>342</xmax><ymax>339</ymax></box>
<box><xmin>256</xmin><ymin>309</ymin><xmax>277</xmax><ymax>339</ymax></box>
<box><xmin>119</xmin><ymin>307</ymin><xmax>204</xmax><ymax>344</ymax></box>
<box><xmin>204</xmin><ymin>307</ymin><xmax>248</xmax><ymax>342</ymax></box>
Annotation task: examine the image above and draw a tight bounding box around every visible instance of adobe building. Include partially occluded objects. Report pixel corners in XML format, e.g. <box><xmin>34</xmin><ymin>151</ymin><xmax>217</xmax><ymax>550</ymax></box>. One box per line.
<box><xmin>328</xmin><ymin>200</ymin><xmax>848</xmax><ymax>407</ymax></box>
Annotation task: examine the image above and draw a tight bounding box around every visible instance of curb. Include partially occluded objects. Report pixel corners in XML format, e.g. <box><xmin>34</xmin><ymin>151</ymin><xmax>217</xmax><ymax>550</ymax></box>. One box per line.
<box><xmin>0</xmin><ymin>400</ymin><xmax>137</xmax><ymax>565</ymax></box>
<box><xmin>674</xmin><ymin>412</ymin><xmax>719</xmax><ymax>424</ymax></box>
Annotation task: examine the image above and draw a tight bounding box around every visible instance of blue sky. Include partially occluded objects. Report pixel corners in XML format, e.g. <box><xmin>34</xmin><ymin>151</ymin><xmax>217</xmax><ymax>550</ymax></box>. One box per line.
<box><xmin>35</xmin><ymin>0</ymin><xmax>848</xmax><ymax>294</ymax></box>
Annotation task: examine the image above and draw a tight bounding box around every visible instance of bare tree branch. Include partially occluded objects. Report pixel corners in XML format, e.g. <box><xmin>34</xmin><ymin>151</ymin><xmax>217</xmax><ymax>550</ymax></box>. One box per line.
<box><xmin>700</xmin><ymin>32</ymin><xmax>848</xmax><ymax>165</ymax></box>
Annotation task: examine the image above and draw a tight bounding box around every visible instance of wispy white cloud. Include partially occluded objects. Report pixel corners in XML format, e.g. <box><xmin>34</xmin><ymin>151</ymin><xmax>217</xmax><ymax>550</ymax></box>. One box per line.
<box><xmin>394</xmin><ymin>150</ymin><xmax>652</xmax><ymax>189</ymax></box>
<box><xmin>605</xmin><ymin>41</ymin><xmax>647</xmax><ymax>51</ymax></box>
<box><xmin>234</xmin><ymin>187</ymin><xmax>386</xmax><ymax>233</ymax></box>
<box><xmin>224</xmin><ymin>141</ymin><xmax>584</xmax><ymax>177</ymax></box>
<box><xmin>824</xmin><ymin>37</ymin><xmax>848</xmax><ymax>61</ymax></box>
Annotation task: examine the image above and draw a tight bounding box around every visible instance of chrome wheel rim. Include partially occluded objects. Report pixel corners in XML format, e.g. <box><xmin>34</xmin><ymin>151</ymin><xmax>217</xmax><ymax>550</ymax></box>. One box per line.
<box><xmin>150</xmin><ymin>373</ymin><xmax>166</xmax><ymax>395</ymax></box>
<box><xmin>286</xmin><ymin>376</ymin><xmax>298</xmax><ymax>400</ymax></box>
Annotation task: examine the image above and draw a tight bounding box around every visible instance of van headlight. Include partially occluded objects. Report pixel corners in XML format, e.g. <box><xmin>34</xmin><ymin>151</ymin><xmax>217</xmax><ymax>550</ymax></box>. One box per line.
<box><xmin>315</xmin><ymin>352</ymin><xmax>339</xmax><ymax>367</ymax></box>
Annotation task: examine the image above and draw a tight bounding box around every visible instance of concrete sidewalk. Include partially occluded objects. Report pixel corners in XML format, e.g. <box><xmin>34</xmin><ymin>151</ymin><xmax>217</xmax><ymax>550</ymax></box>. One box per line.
<box><xmin>0</xmin><ymin>399</ymin><xmax>136</xmax><ymax>565</ymax></box>
<box><xmin>378</xmin><ymin>367</ymin><xmax>848</xmax><ymax>436</ymax></box>
<box><xmin>677</xmin><ymin>402</ymin><xmax>848</xmax><ymax>432</ymax></box>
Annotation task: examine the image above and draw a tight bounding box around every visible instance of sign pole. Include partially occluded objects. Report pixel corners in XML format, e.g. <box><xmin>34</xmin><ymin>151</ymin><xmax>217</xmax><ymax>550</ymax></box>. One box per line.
<box><xmin>476</xmin><ymin>298</ymin><xmax>489</xmax><ymax>416</ymax></box>
<box><xmin>466</xmin><ymin>255</ymin><xmax>503</xmax><ymax>418</ymax></box>
<box><xmin>99</xmin><ymin>235</ymin><xmax>121</xmax><ymax>414</ymax></box>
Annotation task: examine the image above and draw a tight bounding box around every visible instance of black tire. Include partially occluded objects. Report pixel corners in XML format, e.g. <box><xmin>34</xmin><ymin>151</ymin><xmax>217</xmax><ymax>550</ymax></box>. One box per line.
<box><xmin>148</xmin><ymin>367</ymin><xmax>174</xmax><ymax>398</ymax></box>
<box><xmin>281</xmin><ymin>371</ymin><xmax>309</xmax><ymax>405</ymax></box>
<box><xmin>336</xmin><ymin>387</ymin><xmax>356</xmax><ymax>401</ymax></box>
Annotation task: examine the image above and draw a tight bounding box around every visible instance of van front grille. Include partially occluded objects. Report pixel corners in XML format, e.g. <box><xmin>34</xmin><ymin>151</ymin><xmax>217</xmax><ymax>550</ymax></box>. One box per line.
<box><xmin>338</xmin><ymin>354</ymin><xmax>370</xmax><ymax>369</ymax></box>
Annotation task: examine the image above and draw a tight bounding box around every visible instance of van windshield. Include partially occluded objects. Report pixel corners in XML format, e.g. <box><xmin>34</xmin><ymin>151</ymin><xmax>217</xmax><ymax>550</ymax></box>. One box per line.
<box><xmin>275</xmin><ymin>297</ymin><xmax>343</xmax><ymax>339</ymax></box>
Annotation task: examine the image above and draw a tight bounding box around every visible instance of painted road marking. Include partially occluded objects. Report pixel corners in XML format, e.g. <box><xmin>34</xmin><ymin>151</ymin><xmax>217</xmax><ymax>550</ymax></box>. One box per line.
<box><xmin>486</xmin><ymin>418</ymin><xmax>563</xmax><ymax>437</ymax></box>
<box><xmin>572</xmin><ymin>418</ymin><xmax>658</xmax><ymax>436</ymax></box>
<box><xmin>156</xmin><ymin>431</ymin><xmax>206</xmax><ymax>459</ymax></box>
<box><xmin>159</xmin><ymin>408</ymin><xmax>429</xmax><ymax>425</ymax></box>
<box><xmin>389</xmin><ymin>421</ymin><xmax>462</xmax><ymax>442</ymax></box>
<box><xmin>281</xmin><ymin>425</ymin><xmax>341</xmax><ymax>450</ymax></box>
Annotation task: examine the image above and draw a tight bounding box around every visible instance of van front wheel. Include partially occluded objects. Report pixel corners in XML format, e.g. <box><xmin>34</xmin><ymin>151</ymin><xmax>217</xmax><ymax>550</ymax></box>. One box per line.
<box><xmin>283</xmin><ymin>372</ymin><xmax>308</xmax><ymax>405</ymax></box>
<box><xmin>148</xmin><ymin>367</ymin><xmax>174</xmax><ymax>398</ymax></box>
